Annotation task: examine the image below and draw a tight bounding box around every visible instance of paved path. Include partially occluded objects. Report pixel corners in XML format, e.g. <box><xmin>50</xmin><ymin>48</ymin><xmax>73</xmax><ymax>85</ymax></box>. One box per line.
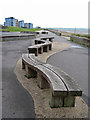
<box><xmin>2</xmin><ymin>38</ymin><xmax>35</xmax><ymax>118</ymax></box>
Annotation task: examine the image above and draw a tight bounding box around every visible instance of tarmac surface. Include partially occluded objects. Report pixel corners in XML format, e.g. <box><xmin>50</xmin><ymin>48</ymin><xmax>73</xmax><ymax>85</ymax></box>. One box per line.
<box><xmin>2</xmin><ymin>38</ymin><xmax>36</xmax><ymax>118</ymax></box>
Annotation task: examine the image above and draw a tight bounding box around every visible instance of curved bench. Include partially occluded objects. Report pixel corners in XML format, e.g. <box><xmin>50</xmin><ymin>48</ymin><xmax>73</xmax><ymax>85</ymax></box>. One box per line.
<box><xmin>35</xmin><ymin>39</ymin><xmax>45</xmax><ymax>44</ymax></box>
<box><xmin>28</xmin><ymin>39</ymin><xmax>52</xmax><ymax>56</ymax></box>
<box><xmin>36</xmin><ymin>31</ymin><xmax>48</xmax><ymax>34</ymax></box>
<box><xmin>22</xmin><ymin>54</ymin><xmax>82</xmax><ymax>108</ymax></box>
<box><xmin>41</xmin><ymin>31</ymin><xmax>48</xmax><ymax>34</ymax></box>
<box><xmin>40</xmin><ymin>36</ymin><xmax>54</xmax><ymax>42</ymax></box>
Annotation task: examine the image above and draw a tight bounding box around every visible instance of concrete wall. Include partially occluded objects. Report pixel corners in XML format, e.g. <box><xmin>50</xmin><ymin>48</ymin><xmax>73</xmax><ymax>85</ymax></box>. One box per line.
<box><xmin>21</xmin><ymin>31</ymin><xmax>37</xmax><ymax>34</ymax></box>
<box><xmin>70</xmin><ymin>35</ymin><xmax>90</xmax><ymax>47</ymax></box>
<box><xmin>48</xmin><ymin>29</ymin><xmax>61</xmax><ymax>36</ymax></box>
<box><xmin>1</xmin><ymin>34</ymin><xmax>36</xmax><ymax>41</ymax></box>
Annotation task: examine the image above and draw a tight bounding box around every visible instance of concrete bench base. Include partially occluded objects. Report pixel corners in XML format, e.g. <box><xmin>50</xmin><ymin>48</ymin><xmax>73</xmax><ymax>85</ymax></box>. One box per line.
<box><xmin>25</xmin><ymin>64</ymin><xmax>37</xmax><ymax>78</ymax></box>
<box><xmin>37</xmin><ymin>73</ymin><xmax>50</xmax><ymax>89</ymax></box>
<box><xmin>50</xmin><ymin>90</ymin><xmax>64</xmax><ymax>107</ymax></box>
<box><xmin>50</xmin><ymin>90</ymin><xmax>75</xmax><ymax>107</ymax></box>
<box><xmin>29</xmin><ymin>48</ymin><xmax>38</xmax><ymax>56</ymax></box>
<box><xmin>64</xmin><ymin>96</ymin><xmax>75</xmax><ymax>107</ymax></box>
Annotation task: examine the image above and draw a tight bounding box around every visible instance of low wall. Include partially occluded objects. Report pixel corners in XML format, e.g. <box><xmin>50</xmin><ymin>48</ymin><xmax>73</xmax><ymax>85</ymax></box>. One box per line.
<box><xmin>47</xmin><ymin>29</ymin><xmax>71</xmax><ymax>37</ymax></box>
<box><xmin>1</xmin><ymin>34</ymin><xmax>36</xmax><ymax>41</ymax></box>
<box><xmin>47</xmin><ymin>29</ymin><xmax>61</xmax><ymax>36</ymax></box>
<box><xmin>70</xmin><ymin>35</ymin><xmax>90</xmax><ymax>47</ymax></box>
<box><xmin>20</xmin><ymin>31</ymin><xmax>38</xmax><ymax>35</ymax></box>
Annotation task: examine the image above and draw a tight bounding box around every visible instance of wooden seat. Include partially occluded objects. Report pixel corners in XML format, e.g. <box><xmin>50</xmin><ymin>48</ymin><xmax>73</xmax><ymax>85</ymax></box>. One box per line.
<box><xmin>40</xmin><ymin>37</ymin><xmax>54</xmax><ymax>42</ymax></box>
<box><xmin>22</xmin><ymin>54</ymin><xmax>82</xmax><ymax>108</ymax></box>
<box><xmin>28</xmin><ymin>40</ymin><xmax>52</xmax><ymax>56</ymax></box>
<box><xmin>43</xmin><ymin>64</ymin><xmax>82</xmax><ymax>96</ymax></box>
<box><xmin>22</xmin><ymin>54</ymin><xmax>39</xmax><ymax>78</ymax></box>
<box><xmin>28</xmin><ymin>54</ymin><xmax>45</xmax><ymax>64</ymax></box>
<box><xmin>28</xmin><ymin>44</ymin><xmax>43</xmax><ymax>56</ymax></box>
<box><xmin>35</xmin><ymin>39</ymin><xmax>45</xmax><ymax>44</ymax></box>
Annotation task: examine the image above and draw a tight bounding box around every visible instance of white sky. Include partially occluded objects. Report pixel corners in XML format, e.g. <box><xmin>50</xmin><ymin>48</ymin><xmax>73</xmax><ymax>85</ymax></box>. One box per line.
<box><xmin>0</xmin><ymin>0</ymin><xmax>89</xmax><ymax>28</ymax></box>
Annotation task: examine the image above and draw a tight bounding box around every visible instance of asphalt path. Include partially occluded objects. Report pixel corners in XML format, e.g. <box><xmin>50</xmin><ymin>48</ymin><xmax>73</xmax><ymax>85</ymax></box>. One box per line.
<box><xmin>2</xmin><ymin>38</ymin><xmax>35</xmax><ymax>118</ymax></box>
<box><xmin>46</xmin><ymin>33</ymin><xmax>89</xmax><ymax>106</ymax></box>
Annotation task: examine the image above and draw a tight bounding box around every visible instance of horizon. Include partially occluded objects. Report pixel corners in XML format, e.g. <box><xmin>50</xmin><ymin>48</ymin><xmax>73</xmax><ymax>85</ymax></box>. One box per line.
<box><xmin>45</xmin><ymin>27</ymin><xmax>88</xmax><ymax>29</ymax></box>
<box><xmin>1</xmin><ymin>0</ymin><xmax>89</xmax><ymax>28</ymax></box>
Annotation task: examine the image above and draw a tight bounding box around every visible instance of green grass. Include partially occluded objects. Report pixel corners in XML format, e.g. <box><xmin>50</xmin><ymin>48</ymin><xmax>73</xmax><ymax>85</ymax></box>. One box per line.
<box><xmin>70</xmin><ymin>35</ymin><xmax>90</xmax><ymax>47</ymax></box>
<box><xmin>0</xmin><ymin>26</ymin><xmax>41</xmax><ymax>32</ymax></box>
<box><xmin>71</xmin><ymin>33</ymin><xmax>90</xmax><ymax>38</ymax></box>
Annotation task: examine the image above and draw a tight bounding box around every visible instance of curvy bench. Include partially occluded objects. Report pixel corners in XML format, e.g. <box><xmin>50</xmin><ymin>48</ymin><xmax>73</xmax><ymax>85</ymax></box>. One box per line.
<box><xmin>28</xmin><ymin>40</ymin><xmax>52</xmax><ymax>56</ymax></box>
<box><xmin>35</xmin><ymin>39</ymin><xmax>45</xmax><ymax>44</ymax></box>
<box><xmin>22</xmin><ymin>54</ymin><xmax>43</xmax><ymax>78</ymax></box>
<box><xmin>40</xmin><ymin>37</ymin><xmax>54</xmax><ymax>42</ymax></box>
<box><xmin>41</xmin><ymin>31</ymin><xmax>48</xmax><ymax>34</ymax></box>
<box><xmin>36</xmin><ymin>31</ymin><xmax>48</xmax><ymax>34</ymax></box>
<box><xmin>22</xmin><ymin>54</ymin><xmax>82</xmax><ymax>108</ymax></box>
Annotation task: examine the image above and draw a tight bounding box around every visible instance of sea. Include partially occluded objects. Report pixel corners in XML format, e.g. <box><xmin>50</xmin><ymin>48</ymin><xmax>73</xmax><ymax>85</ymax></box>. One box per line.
<box><xmin>49</xmin><ymin>28</ymin><xmax>88</xmax><ymax>35</ymax></box>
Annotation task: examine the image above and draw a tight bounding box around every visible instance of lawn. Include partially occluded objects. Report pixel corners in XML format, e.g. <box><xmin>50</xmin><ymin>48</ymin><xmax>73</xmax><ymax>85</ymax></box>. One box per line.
<box><xmin>71</xmin><ymin>33</ymin><xmax>90</xmax><ymax>39</ymax></box>
<box><xmin>0</xmin><ymin>26</ymin><xmax>41</xmax><ymax>32</ymax></box>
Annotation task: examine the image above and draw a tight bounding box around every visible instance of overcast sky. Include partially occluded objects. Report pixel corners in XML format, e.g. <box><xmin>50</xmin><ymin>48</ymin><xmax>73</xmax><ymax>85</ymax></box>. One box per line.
<box><xmin>1</xmin><ymin>0</ymin><xmax>89</xmax><ymax>28</ymax></box>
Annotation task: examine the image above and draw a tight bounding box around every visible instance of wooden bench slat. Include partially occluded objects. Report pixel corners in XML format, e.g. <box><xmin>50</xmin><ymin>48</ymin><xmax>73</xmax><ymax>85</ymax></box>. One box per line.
<box><xmin>28</xmin><ymin>44</ymin><xmax>42</xmax><ymax>49</ymax></box>
<box><xmin>28</xmin><ymin>43</ymin><xmax>51</xmax><ymax>49</ymax></box>
<box><xmin>35</xmin><ymin>64</ymin><xmax>68</xmax><ymax>96</ymax></box>
<box><xmin>24</xmin><ymin>54</ymin><xmax>82</xmax><ymax>96</ymax></box>
<box><xmin>28</xmin><ymin>54</ymin><xmax>44</xmax><ymax>64</ymax></box>
<box><xmin>22</xmin><ymin>54</ymin><xmax>39</xmax><ymax>66</ymax></box>
<box><xmin>22</xmin><ymin>54</ymin><xmax>67</xmax><ymax>96</ymax></box>
<box><xmin>44</xmin><ymin>64</ymin><xmax>82</xmax><ymax>96</ymax></box>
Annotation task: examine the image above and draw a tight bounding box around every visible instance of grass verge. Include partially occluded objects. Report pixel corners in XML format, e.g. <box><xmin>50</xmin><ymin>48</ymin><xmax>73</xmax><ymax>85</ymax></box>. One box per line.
<box><xmin>0</xmin><ymin>26</ymin><xmax>41</xmax><ymax>32</ymax></box>
<box><xmin>70</xmin><ymin>37</ymin><xmax>90</xmax><ymax>47</ymax></box>
<box><xmin>71</xmin><ymin>33</ymin><xmax>90</xmax><ymax>39</ymax></box>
